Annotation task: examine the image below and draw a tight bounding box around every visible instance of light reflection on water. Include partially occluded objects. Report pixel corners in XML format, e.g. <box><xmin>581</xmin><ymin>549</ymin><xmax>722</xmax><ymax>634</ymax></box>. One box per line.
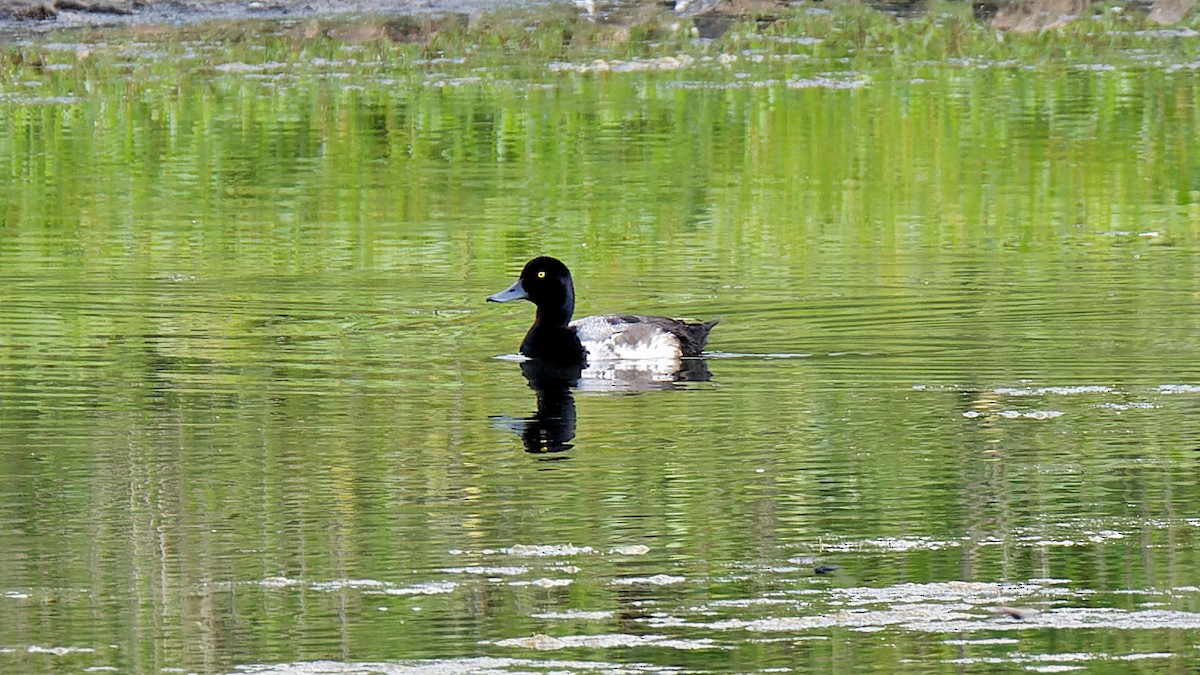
<box><xmin>6</xmin><ymin>267</ymin><xmax>1200</xmax><ymax>672</ymax></box>
<box><xmin>4</xmin><ymin>259</ymin><xmax>1200</xmax><ymax>672</ymax></box>
<box><xmin>5</xmin><ymin>14</ymin><xmax>1200</xmax><ymax>675</ymax></box>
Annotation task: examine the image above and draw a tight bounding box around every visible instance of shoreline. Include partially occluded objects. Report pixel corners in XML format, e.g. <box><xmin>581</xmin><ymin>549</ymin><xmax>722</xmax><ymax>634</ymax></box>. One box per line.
<box><xmin>1</xmin><ymin>0</ymin><xmax>542</xmax><ymax>33</ymax></box>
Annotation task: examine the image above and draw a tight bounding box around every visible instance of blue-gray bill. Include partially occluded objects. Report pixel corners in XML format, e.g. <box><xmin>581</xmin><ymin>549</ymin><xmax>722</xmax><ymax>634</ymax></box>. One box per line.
<box><xmin>487</xmin><ymin>280</ymin><xmax>529</xmax><ymax>303</ymax></box>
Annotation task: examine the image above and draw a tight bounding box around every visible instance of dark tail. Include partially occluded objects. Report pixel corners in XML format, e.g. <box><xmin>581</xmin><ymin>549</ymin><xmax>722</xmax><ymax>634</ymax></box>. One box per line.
<box><xmin>669</xmin><ymin>318</ymin><xmax>719</xmax><ymax>357</ymax></box>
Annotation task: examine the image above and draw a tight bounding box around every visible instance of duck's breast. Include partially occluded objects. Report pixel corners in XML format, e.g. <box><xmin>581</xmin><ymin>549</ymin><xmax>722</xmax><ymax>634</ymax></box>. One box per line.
<box><xmin>570</xmin><ymin>315</ymin><xmax>683</xmax><ymax>361</ymax></box>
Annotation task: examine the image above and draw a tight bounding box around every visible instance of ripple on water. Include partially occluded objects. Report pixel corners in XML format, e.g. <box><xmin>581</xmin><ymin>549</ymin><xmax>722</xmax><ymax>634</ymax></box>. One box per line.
<box><xmin>1156</xmin><ymin>384</ymin><xmax>1200</xmax><ymax>394</ymax></box>
<box><xmin>609</xmin><ymin>544</ymin><xmax>651</xmax><ymax>556</ymax></box>
<box><xmin>213</xmin><ymin>61</ymin><xmax>289</xmax><ymax>73</ymax></box>
<box><xmin>676</xmin><ymin>602</ymin><xmax>1200</xmax><ymax>635</ymax></box>
<box><xmin>786</xmin><ymin>75</ymin><xmax>869</xmax><ymax>89</ymax></box>
<box><xmin>549</xmin><ymin>55</ymin><xmax>697</xmax><ymax>73</ymax></box>
<box><xmin>612</xmin><ymin>574</ymin><xmax>687</xmax><ymax>586</ymax></box>
<box><xmin>437</xmin><ymin>566</ymin><xmax>530</xmax><ymax>576</ymax></box>
<box><xmin>498</xmin><ymin>544</ymin><xmax>595</xmax><ymax>557</ymax></box>
<box><xmin>816</xmin><ymin>536</ymin><xmax>962</xmax><ymax>552</ymax></box>
<box><xmin>0</xmin><ymin>94</ymin><xmax>84</xmax><ymax>104</ymax></box>
<box><xmin>255</xmin><ymin>577</ymin><xmax>458</xmax><ymax>596</ymax></box>
<box><xmin>992</xmin><ymin>385</ymin><xmax>1115</xmax><ymax>396</ymax></box>
<box><xmin>449</xmin><ymin>543</ymin><xmax>649</xmax><ymax>557</ymax></box>
<box><xmin>647</xmin><ymin>575</ymin><xmax>1200</xmax><ymax>638</ymax></box>
<box><xmin>494</xmin><ymin>633</ymin><xmax>726</xmax><ymax>651</ymax></box>
<box><xmin>941</xmin><ymin>650</ymin><xmax>1175</xmax><ymax>671</ymax></box>
<box><xmin>962</xmin><ymin>409</ymin><xmax>1065</xmax><ymax>419</ymax></box>
<box><xmin>531</xmin><ymin>609</ymin><xmax>616</xmax><ymax>620</ymax></box>
<box><xmin>232</xmin><ymin>657</ymin><xmax>684</xmax><ymax>674</ymax></box>
<box><xmin>23</xmin><ymin>646</ymin><xmax>97</xmax><ymax>655</ymax></box>
<box><xmin>1094</xmin><ymin>401</ymin><xmax>1156</xmax><ymax>410</ymax></box>
<box><xmin>508</xmin><ymin>578</ymin><xmax>573</xmax><ymax>588</ymax></box>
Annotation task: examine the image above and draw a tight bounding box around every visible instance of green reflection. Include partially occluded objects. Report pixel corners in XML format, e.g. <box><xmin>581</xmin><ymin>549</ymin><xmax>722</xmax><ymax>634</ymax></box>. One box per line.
<box><xmin>2</xmin><ymin>6</ymin><xmax>1200</xmax><ymax>673</ymax></box>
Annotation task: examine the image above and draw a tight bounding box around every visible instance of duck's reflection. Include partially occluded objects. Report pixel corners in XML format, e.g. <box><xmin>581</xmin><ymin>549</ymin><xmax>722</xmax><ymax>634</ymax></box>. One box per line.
<box><xmin>513</xmin><ymin>360</ymin><xmax>582</xmax><ymax>455</ymax></box>
<box><xmin>493</xmin><ymin>358</ymin><xmax>713</xmax><ymax>455</ymax></box>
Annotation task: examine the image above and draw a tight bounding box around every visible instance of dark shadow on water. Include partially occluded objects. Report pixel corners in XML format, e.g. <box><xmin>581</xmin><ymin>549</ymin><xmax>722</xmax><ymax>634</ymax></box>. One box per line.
<box><xmin>515</xmin><ymin>360</ymin><xmax>582</xmax><ymax>456</ymax></box>
<box><xmin>491</xmin><ymin>358</ymin><xmax>713</xmax><ymax>456</ymax></box>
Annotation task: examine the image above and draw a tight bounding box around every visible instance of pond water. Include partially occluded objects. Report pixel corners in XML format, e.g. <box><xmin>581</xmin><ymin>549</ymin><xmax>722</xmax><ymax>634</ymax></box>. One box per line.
<box><xmin>3</xmin><ymin>7</ymin><xmax>1200</xmax><ymax>674</ymax></box>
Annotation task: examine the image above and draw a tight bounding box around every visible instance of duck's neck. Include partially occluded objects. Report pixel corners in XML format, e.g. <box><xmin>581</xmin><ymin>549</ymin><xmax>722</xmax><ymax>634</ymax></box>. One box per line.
<box><xmin>537</xmin><ymin>280</ymin><xmax>574</xmax><ymax>328</ymax></box>
<box><xmin>520</xmin><ymin>279</ymin><xmax>582</xmax><ymax>363</ymax></box>
<box><xmin>535</xmin><ymin>304</ymin><xmax>572</xmax><ymax>329</ymax></box>
<box><xmin>523</xmin><ymin>308</ymin><xmax>585</xmax><ymax>364</ymax></box>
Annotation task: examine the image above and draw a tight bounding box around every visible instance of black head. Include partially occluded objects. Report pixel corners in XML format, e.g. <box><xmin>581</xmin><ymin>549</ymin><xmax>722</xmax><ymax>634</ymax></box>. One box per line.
<box><xmin>487</xmin><ymin>256</ymin><xmax>576</xmax><ymax>325</ymax></box>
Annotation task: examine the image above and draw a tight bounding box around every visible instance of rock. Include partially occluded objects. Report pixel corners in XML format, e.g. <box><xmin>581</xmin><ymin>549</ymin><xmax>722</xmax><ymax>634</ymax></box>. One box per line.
<box><xmin>867</xmin><ymin>0</ymin><xmax>932</xmax><ymax>17</ymax></box>
<box><xmin>1148</xmin><ymin>0</ymin><xmax>1195</xmax><ymax>23</ymax></box>
<box><xmin>692</xmin><ymin>12</ymin><xmax>732</xmax><ymax>38</ymax></box>
<box><xmin>54</xmin><ymin>0</ymin><xmax>133</xmax><ymax>14</ymax></box>
<box><xmin>0</xmin><ymin>0</ymin><xmax>57</xmax><ymax>19</ymax></box>
<box><xmin>286</xmin><ymin>17</ymin><xmax>321</xmax><ymax>39</ymax></box>
<box><xmin>973</xmin><ymin>0</ymin><xmax>1002</xmax><ymax>20</ymax></box>
<box><xmin>674</xmin><ymin>0</ymin><xmax>721</xmax><ymax>16</ymax></box>
<box><xmin>326</xmin><ymin>22</ymin><xmax>385</xmax><ymax>42</ymax></box>
<box><xmin>385</xmin><ymin>13</ymin><xmax>469</xmax><ymax>44</ymax></box>
<box><xmin>990</xmin><ymin>0</ymin><xmax>1091</xmax><ymax>31</ymax></box>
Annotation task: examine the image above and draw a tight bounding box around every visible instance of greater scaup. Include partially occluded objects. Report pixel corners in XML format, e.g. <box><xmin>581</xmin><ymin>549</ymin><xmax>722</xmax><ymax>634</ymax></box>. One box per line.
<box><xmin>487</xmin><ymin>256</ymin><xmax>717</xmax><ymax>364</ymax></box>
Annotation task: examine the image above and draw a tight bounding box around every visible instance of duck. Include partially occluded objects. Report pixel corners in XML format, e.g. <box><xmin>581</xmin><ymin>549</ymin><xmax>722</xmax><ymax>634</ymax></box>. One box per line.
<box><xmin>487</xmin><ymin>256</ymin><xmax>717</xmax><ymax>364</ymax></box>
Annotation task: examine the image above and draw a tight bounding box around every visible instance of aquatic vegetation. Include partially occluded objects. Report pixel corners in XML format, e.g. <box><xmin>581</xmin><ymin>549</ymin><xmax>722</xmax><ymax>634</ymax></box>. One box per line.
<box><xmin>2</xmin><ymin>0</ymin><xmax>1200</xmax><ymax>82</ymax></box>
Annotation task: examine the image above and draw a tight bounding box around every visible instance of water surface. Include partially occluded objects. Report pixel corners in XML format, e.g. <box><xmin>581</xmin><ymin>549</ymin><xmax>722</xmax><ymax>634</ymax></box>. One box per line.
<box><xmin>3</xmin><ymin>9</ymin><xmax>1200</xmax><ymax>673</ymax></box>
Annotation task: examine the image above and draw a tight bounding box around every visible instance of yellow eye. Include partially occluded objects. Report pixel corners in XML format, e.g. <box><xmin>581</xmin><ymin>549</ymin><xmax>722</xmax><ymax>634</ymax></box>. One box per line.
<box><xmin>537</xmin><ymin>270</ymin><xmax>546</xmax><ymax>279</ymax></box>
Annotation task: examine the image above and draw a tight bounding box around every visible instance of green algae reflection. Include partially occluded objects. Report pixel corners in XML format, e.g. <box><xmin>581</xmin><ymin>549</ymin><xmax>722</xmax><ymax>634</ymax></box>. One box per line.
<box><xmin>3</xmin><ymin>5</ymin><xmax>1200</xmax><ymax>674</ymax></box>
